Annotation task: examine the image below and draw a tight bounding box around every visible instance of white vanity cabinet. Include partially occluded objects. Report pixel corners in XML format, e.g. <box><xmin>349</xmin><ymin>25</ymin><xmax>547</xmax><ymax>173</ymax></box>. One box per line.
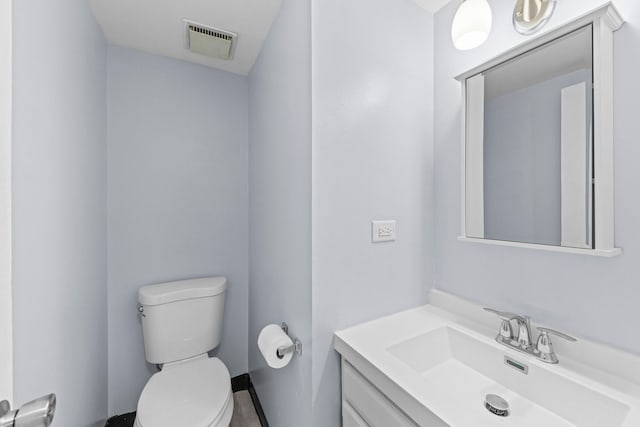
<box><xmin>340</xmin><ymin>359</ymin><xmax>447</xmax><ymax>427</ymax></box>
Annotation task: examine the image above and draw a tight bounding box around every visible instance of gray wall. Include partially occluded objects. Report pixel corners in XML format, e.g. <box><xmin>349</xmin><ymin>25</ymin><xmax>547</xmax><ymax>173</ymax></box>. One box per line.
<box><xmin>12</xmin><ymin>0</ymin><xmax>108</xmax><ymax>425</ymax></box>
<box><xmin>247</xmin><ymin>0</ymin><xmax>313</xmax><ymax>426</ymax></box>
<box><xmin>434</xmin><ymin>0</ymin><xmax>640</xmax><ymax>354</ymax></box>
<box><xmin>484</xmin><ymin>69</ymin><xmax>590</xmax><ymax>246</ymax></box>
<box><xmin>107</xmin><ymin>46</ymin><xmax>248</xmax><ymax>415</ymax></box>
<box><xmin>311</xmin><ymin>0</ymin><xmax>434</xmax><ymax>425</ymax></box>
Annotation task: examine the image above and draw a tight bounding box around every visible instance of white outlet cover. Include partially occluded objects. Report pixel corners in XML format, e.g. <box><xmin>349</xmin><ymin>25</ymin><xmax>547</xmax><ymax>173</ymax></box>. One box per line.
<box><xmin>372</xmin><ymin>220</ymin><xmax>397</xmax><ymax>243</ymax></box>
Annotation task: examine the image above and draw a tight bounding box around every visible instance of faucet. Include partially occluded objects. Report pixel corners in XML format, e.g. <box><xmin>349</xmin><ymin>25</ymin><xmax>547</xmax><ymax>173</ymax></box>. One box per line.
<box><xmin>514</xmin><ymin>315</ymin><xmax>532</xmax><ymax>349</ymax></box>
<box><xmin>484</xmin><ymin>308</ymin><xmax>576</xmax><ymax>364</ymax></box>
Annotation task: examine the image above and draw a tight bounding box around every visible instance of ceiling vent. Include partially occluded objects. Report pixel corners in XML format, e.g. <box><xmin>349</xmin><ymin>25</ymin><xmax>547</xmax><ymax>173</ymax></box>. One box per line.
<box><xmin>184</xmin><ymin>20</ymin><xmax>237</xmax><ymax>60</ymax></box>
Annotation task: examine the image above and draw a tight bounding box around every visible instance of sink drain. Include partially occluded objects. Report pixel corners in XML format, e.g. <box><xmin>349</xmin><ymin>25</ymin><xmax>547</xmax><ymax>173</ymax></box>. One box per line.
<box><xmin>485</xmin><ymin>394</ymin><xmax>509</xmax><ymax>417</ymax></box>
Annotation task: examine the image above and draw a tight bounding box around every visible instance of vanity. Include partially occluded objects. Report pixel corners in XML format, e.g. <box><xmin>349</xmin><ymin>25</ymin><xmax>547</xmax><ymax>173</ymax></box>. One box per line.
<box><xmin>334</xmin><ymin>290</ymin><xmax>640</xmax><ymax>426</ymax></box>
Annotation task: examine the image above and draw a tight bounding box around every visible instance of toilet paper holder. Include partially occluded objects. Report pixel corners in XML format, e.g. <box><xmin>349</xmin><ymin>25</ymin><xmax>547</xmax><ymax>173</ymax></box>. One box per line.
<box><xmin>277</xmin><ymin>322</ymin><xmax>302</xmax><ymax>359</ymax></box>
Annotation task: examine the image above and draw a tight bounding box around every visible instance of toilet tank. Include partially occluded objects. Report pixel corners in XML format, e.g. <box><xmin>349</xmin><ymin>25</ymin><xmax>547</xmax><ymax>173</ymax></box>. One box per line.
<box><xmin>138</xmin><ymin>277</ymin><xmax>227</xmax><ymax>364</ymax></box>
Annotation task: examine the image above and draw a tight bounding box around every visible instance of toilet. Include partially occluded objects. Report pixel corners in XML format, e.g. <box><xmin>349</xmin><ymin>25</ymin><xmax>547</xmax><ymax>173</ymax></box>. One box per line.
<box><xmin>134</xmin><ymin>276</ymin><xmax>233</xmax><ymax>427</ymax></box>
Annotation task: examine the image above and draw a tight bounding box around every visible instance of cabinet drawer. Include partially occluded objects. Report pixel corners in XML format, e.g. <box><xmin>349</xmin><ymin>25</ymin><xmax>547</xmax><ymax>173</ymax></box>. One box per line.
<box><xmin>343</xmin><ymin>400</ymin><xmax>369</xmax><ymax>427</ymax></box>
<box><xmin>342</xmin><ymin>360</ymin><xmax>418</xmax><ymax>427</ymax></box>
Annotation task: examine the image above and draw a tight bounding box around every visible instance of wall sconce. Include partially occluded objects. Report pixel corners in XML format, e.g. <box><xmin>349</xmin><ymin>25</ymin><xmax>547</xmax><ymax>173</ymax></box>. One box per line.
<box><xmin>513</xmin><ymin>0</ymin><xmax>557</xmax><ymax>35</ymax></box>
<box><xmin>452</xmin><ymin>0</ymin><xmax>558</xmax><ymax>51</ymax></box>
<box><xmin>451</xmin><ymin>0</ymin><xmax>493</xmax><ymax>50</ymax></box>
<box><xmin>451</xmin><ymin>0</ymin><xmax>492</xmax><ymax>51</ymax></box>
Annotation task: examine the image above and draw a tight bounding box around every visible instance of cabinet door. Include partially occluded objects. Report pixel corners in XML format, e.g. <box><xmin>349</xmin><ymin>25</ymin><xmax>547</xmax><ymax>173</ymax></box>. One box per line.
<box><xmin>342</xmin><ymin>360</ymin><xmax>418</xmax><ymax>427</ymax></box>
<box><xmin>343</xmin><ymin>400</ymin><xmax>369</xmax><ymax>427</ymax></box>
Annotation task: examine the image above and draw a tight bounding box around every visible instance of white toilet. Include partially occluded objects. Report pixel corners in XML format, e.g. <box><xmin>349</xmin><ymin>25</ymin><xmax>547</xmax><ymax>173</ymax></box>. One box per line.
<box><xmin>134</xmin><ymin>276</ymin><xmax>233</xmax><ymax>427</ymax></box>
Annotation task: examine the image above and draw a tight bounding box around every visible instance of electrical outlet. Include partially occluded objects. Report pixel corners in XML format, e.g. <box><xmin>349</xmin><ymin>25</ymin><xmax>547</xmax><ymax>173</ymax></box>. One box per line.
<box><xmin>372</xmin><ymin>220</ymin><xmax>396</xmax><ymax>243</ymax></box>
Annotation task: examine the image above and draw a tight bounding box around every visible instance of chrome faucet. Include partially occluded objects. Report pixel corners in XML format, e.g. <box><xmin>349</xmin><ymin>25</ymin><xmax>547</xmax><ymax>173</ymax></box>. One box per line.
<box><xmin>484</xmin><ymin>308</ymin><xmax>576</xmax><ymax>364</ymax></box>
<box><xmin>514</xmin><ymin>315</ymin><xmax>532</xmax><ymax>349</ymax></box>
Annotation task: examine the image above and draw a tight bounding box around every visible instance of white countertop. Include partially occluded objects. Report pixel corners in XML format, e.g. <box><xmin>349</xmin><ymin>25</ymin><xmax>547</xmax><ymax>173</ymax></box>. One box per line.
<box><xmin>334</xmin><ymin>291</ymin><xmax>640</xmax><ymax>427</ymax></box>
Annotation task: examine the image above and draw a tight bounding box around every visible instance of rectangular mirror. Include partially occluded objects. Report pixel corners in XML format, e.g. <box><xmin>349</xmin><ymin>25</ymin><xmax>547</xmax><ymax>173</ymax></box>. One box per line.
<box><xmin>457</xmin><ymin>4</ymin><xmax>623</xmax><ymax>256</ymax></box>
<box><xmin>466</xmin><ymin>26</ymin><xmax>593</xmax><ymax>248</ymax></box>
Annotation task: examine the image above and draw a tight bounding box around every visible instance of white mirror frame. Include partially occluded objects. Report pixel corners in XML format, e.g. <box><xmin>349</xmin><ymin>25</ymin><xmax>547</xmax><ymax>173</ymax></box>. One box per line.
<box><xmin>0</xmin><ymin>0</ymin><xmax>12</xmax><ymax>403</ymax></box>
<box><xmin>455</xmin><ymin>3</ymin><xmax>623</xmax><ymax>257</ymax></box>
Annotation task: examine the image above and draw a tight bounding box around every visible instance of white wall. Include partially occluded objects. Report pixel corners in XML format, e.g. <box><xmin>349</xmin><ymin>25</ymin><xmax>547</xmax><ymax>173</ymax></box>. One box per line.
<box><xmin>247</xmin><ymin>0</ymin><xmax>313</xmax><ymax>426</ymax></box>
<box><xmin>0</xmin><ymin>0</ymin><xmax>12</xmax><ymax>405</ymax></box>
<box><xmin>12</xmin><ymin>0</ymin><xmax>108</xmax><ymax>425</ymax></box>
<box><xmin>311</xmin><ymin>0</ymin><xmax>434</xmax><ymax>425</ymax></box>
<box><xmin>107</xmin><ymin>46</ymin><xmax>249</xmax><ymax>415</ymax></box>
<box><xmin>434</xmin><ymin>0</ymin><xmax>640</xmax><ymax>354</ymax></box>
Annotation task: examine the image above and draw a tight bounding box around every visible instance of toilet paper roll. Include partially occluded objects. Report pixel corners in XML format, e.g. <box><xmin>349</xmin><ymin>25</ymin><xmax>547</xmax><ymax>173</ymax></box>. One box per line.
<box><xmin>258</xmin><ymin>324</ymin><xmax>294</xmax><ymax>369</ymax></box>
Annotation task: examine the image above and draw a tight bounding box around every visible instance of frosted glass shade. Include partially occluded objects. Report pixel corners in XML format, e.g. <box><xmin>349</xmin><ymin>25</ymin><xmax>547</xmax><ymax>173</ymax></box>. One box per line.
<box><xmin>451</xmin><ymin>0</ymin><xmax>492</xmax><ymax>50</ymax></box>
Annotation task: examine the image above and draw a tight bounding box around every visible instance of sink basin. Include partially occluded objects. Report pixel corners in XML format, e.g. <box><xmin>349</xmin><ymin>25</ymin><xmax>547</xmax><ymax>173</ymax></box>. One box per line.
<box><xmin>387</xmin><ymin>326</ymin><xmax>630</xmax><ymax>426</ymax></box>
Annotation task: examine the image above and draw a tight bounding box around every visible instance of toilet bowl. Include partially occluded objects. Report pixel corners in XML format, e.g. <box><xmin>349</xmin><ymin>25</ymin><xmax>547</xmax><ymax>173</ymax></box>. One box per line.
<box><xmin>135</xmin><ymin>356</ymin><xmax>233</xmax><ymax>427</ymax></box>
<box><xmin>134</xmin><ymin>277</ymin><xmax>232</xmax><ymax>427</ymax></box>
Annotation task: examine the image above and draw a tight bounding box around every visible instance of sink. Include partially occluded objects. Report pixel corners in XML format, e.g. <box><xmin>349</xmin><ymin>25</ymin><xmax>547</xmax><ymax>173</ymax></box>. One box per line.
<box><xmin>335</xmin><ymin>294</ymin><xmax>640</xmax><ymax>427</ymax></box>
<box><xmin>387</xmin><ymin>326</ymin><xmax>630</xmax><ymax>426</ymax></box>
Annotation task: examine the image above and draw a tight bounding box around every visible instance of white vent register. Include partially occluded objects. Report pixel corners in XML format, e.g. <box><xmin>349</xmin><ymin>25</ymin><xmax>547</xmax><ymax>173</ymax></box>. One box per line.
<box><xmin>184</xmin><ymin>20</ymin><xmax>237</xmax><ymax>60</ymax></box>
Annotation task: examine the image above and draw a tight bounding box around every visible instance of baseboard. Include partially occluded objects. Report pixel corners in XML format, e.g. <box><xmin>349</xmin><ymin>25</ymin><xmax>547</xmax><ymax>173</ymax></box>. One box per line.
<box><xmin>104</xmin><ymin>412</ymin><xmax>135</xmax><ymax>427</ymax></box>
<box><xmin>231</xmin><ymin>372</ymin><xmax>251</xmax><ymax>392</ymax></box>
<box><xmin>105</xmin><ymin>373</ymin><xmax>269</xmax><ymax>427</ymax></box>
<box><xmin>232</xmin><ymin>373</ymin><xmax>270</xmax><ymax>427</ymax></box>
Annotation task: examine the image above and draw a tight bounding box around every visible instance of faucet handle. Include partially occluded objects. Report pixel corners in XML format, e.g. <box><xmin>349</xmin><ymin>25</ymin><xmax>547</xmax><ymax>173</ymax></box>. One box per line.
<box><xmin>537</xmin><ymin>327</ymin><xmax>577</xmax><ymax>342</ymax></box>
<box><xmin>536</xmin><ymin>327</ymin><xmax>577</xmax><ymax>364</ymax></box>
<box><xmin>483</xmin><ymin>308</ymin><xmax>518</xmax><ymax>341</ymax></box>
<box><xmin>483</xmin><ymin>307</ymin><xmax>520</xmax><ymax>321</ymax></box>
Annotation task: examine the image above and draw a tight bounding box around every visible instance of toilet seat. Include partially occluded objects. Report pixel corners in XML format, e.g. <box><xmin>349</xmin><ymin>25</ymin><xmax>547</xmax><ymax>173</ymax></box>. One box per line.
<box><xmin>136</xmin><ymin>356</ymin><xmax>233</xmax><ymax>427</ymax></box>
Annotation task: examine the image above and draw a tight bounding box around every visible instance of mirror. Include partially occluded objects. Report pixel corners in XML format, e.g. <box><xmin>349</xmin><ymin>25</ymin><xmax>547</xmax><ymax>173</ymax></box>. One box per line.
<box><xmin>464</xmin><ymin>26</ymin><xmax>596</xmax><ymax>249</ymax></box>
<box><xmin>458</xmin><ymin>3</ymin><xmax>623</xmax><ymax>256</ymax></box>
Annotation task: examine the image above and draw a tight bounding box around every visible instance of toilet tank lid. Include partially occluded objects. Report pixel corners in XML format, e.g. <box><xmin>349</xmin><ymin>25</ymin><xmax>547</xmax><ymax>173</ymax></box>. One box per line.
<box><xmin>139</xmin><ymin>277</ymin><xmax>227</xmax><ymax>306</ymax></box>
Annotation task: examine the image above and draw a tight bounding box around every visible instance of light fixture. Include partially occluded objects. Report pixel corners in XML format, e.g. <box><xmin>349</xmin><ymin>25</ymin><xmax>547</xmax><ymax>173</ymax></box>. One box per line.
<box><xmin>513</xmin><ymin>0</ymin><xmax>557</xmax><ymax>35</ymax></box>
<box><xmin>451</xmin><ymin>0</ymin><xmax>493</xmax><ymax>51</ymax></box>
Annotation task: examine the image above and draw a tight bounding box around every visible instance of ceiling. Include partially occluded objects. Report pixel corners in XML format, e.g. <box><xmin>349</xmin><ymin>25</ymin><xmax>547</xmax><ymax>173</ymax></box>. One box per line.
<box><xmin>411</xmin><ymin>0</ymin><xmax>452</xmax><ymax>13</ymax></box>
<box><xmin>90</xmin><ymin>0</ymin><xmax>448</xmax><ymax>76</ymax></box>
<box><xmin>89</xmin><ymin>0</ymin><xmax>283</xmax><ymax>76</ymax></box>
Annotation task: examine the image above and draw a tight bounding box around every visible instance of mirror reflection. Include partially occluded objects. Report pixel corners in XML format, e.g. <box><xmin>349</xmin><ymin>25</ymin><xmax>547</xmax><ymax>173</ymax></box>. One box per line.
<box><xmin>465</xmin><ymin>25</ymin><xmax>593</xmax><ymax>248</ymax></box>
